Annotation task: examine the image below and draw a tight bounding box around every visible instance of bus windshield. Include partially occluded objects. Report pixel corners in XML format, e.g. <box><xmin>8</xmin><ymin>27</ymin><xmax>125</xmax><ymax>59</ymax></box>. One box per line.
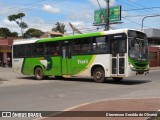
<box><xmin>128</xmin><ymin>30</ymin><xmax>148</xmax><ymax>61</ymax></box>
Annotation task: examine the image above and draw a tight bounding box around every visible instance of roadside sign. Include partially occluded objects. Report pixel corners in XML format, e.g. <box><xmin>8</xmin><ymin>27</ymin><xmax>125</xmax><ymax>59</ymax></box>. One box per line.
<box><xmin>94</xmin><ymin>6</ymin><xmax>121</xmax><ymax>25</ymax></box>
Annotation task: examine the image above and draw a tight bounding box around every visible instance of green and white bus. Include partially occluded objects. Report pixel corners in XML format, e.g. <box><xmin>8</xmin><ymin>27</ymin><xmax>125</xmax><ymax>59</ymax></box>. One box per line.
<box><xmin>12</xmin><ymin>29</ymin><xmax>149</xmax><ymax>83</ymax></box>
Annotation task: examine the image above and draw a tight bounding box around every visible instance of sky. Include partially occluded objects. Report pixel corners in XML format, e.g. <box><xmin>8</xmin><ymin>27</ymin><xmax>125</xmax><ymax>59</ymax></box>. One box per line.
<box><xmin>0</xmin><ymin>0</ymin><xmax>160</xmax><ymax>35</ymax></box>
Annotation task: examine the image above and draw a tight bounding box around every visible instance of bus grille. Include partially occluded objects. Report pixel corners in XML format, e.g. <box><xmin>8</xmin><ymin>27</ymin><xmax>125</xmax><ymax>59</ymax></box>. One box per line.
<box><xmin>134</xmin><ymin>63</ymin><xmax>147</xmax><ymax>67</ymax></box>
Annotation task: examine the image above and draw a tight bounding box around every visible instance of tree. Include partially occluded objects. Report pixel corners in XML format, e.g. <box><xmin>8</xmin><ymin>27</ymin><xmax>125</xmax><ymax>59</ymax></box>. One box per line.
<box><xmin>24</xmin><ymin>28</ymin><xmax>44</xmax><ymax>38</ymax></box>
<box><xmin>10</xmin><ymin>32</ymin><xmax>18</xmax><ymax>37</ymax></box>
<box><xmin>19</xmin><ymin>22</ymin><xmax>28</xmax><ymax>35</ymax></box>
<box><xmin>0</xmin><ymin>27</ymin><xmax>11</xmax><ymax>38</ymax></box>
<box><xmin>8</xmin><ymin>13</ymin><xmax>28</xmax><ymax>37</ymax></box>
<box><xmin>52</xmin><ymin>22</ymin><xmax>66</xmax><ymax>34</ymax></box>
<box><xmin>0</xmin><ymin>27</ymin><xmax>18</xmax><ymax>38</ymax></box>
<box><xmin>8</xmin><ymin>14</ymin><xmax>17</xmax><ymax>21</ymax></box>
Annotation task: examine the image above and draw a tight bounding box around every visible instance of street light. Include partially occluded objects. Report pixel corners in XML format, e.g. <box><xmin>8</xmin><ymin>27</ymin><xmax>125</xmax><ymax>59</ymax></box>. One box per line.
<box><xmin>141</xmin><ymin>15</ymin><xmax>160</xmax><ymax>31</ymax></box>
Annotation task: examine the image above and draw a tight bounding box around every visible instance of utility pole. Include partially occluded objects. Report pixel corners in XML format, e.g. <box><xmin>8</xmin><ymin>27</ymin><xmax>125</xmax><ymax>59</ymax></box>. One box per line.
<box><xmin>105</xmin><ymin>0</ymin><xmax>110</xmax><ymax>30</ymax></box>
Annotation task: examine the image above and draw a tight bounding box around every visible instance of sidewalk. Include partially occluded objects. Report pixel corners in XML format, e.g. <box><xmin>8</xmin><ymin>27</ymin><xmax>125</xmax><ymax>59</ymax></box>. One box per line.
<box><xmin>40</xmin><ymin>98</ymin><xmax>160</xmax><ymax>120</ymax></box>
<box><xmin>38</xmin><ymin>67</ymin><xmax>160</xmax><ymax>120</ymax></box>
<box><xmin>150</xmin><ymin>66</ymin><xmax>160</xmax><ymax>70</ymax></box>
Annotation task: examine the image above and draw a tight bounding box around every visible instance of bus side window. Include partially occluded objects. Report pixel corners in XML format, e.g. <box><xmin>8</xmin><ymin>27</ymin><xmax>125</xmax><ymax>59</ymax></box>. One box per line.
<box><xmin>53</xmin><ymin>46</ymin><xmax>59</xmax><ymax>56</ymax></box>
<box><xmin>92</xmin><ymin>36</ymin><xmax>109</xmax><ymax>54</ymax></box>
<box><xmin>74</xmin><ymin>39</ymin><xmax>82</xmax><ymax>55</ymax></box>
<box><xmin>32</xmin><ymin>43</ymin><xmax>44</xmax><ymax>57</ymax></box>
<box><xmin>111</xmin><ymin>40</ymin><xmax>118</xmax><ymax>55</ymax></box>
<box><xmin>118</xmin><ymin>39</ymin><xmax>126</xmax><ymax>53</ymax></box>
<box><xmin>45</xmin><ymin>42</ymin><xmax>59</xmax><ymax>56</ymax></box>
<box><xmin>73</xmin><ymin>38</ymin><xmax>92</xmax><ymax>55</ymax></box>
<box><xmin>81</xmin><ymin>38</ymin><xmax>92</xmax><ymax>54</ymax></box>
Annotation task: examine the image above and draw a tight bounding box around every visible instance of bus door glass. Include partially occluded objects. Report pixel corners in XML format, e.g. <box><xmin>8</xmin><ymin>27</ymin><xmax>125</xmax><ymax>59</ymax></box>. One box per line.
<box><xmin>110</xmin><ymin>34</ymin><xmax>126</xmax><ymax>76</ymax></box>
<box><xmin>61</xmin><ymin>41</ymin><xmax>73</xmax><ymax>75</ymax></box>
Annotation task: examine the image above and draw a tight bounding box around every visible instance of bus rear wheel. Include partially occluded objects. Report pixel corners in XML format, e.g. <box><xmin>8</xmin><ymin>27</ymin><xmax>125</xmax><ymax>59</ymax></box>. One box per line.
<box><xmin>112</xmin><ymin>77</ymin><xmax>123</xmax><ymax>82</ymax></box>
<box><xmin>93</xmin><ymin>67</ymin><xmax>105</xmax><ymax>83</ymax></box>
<box><xmin>35</xmin><ymin>67</ymin><xmax>44</xmax><ymax>80</ymax></box>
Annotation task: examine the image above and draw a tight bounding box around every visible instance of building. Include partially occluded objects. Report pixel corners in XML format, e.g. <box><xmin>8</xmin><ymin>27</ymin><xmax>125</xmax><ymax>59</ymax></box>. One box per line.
<box><xmin>40</xmin><ymin>31</ymin><xmax>64</xmax><ymax>38</ymax></box>
<box><xmin>144</xmin><ymin>28</ymin><xmax>160</xmax><ymax>45</ymax></box>
<box><xmin>0</xmin><ymin>32</ymin><xmax>64</xmax><ymax>66</ymax></box>
<box><xmin>0</xmin><ymin>38</ymin><xmax>13</xmax><ymax>65</ymax></box>
<box><xmin>144</xmin><ymin>28</ymin><xmax>160</xmax><ymax>67</ymax></box>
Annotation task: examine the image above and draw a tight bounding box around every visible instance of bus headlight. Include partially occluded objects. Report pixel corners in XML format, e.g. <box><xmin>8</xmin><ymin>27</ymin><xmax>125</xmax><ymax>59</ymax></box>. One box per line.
<box><xmin>147</xmin><ymin>65</ymin><xmax>150</xmax><ymax>70</ymax></box>
<box><xmin>129</xmin><ymin>63</ymin><xmax>135</xmax><ymax>69</ymax></box>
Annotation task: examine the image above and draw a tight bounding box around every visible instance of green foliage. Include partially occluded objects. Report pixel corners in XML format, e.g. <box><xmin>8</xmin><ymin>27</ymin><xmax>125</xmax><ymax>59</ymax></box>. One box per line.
<box><xmin>0</xmin><ymin>27</ymin><xmax>11</xmax><ymax>38</ymax></box>
<box><xmin>8</xmin><ymin>12</ymin><xmax>28</xmax><ymax>37</ymax></box>
<box><xmin>24</xmin><ymin>28</ymin><xmax>44</xmax><ymax>38</ymax></box>
<box><xmin>0</xmin><ymin>27</ymin><xmax>18</xmax><ymax>38</ymax></box>
<box><xmin>52</xmin><ymin>22</ymin><xmax>66</xmax><ymax>34</ymax></box>
<box><xmin>8</xmin><ymin>14</ymin><xmax>17</xmax><ymax>21</ymax></box>
<box><xmin>17</xmin><ymin>13</ymin><xmax>25</xmax><ymax>19</ymax></box>
<box><xmin>8</xmin><ymin>13</ymin><xmax>25</xmax><ymax>22</ymax></box>
<box><xmin>10</xmin><ymin>32</ymin><xmax>18</xmax><ymax>37</ymax></box>
<box><xmin>19</xmin><ymin>22</ymin><xmax>28</xmax><ymax>29</ymax></box>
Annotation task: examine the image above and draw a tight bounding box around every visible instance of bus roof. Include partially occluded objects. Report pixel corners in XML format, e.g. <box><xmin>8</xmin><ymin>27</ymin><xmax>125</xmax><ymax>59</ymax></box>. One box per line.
<box><xmin>38</xmin><ymin>29</ymin><xmax>134</xmax><ymax>43</ymax></box>
<box><xmin>13</xmin><ymin>29</ymin><xmax>141</xmax><ymax>45</ymax></box>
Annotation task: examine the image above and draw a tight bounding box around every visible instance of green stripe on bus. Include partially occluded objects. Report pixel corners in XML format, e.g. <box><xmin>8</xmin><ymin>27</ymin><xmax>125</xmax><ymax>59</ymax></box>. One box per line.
<box><xmin>37</xmin><ymin>32</ymin><xmax>102</xmax><ymax>43</ymax></box>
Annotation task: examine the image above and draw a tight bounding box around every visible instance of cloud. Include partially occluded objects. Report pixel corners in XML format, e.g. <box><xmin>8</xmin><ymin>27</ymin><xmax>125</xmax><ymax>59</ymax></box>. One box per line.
<box><xmin>42</xmin><ymin>4</ymin><xmax>61</xmax><ymax>13</ymax></box>
<box><xmin>0</xmin><ymin>18</ymin><xmax>54</xmax><ymax>35</ymax></box>
<box><xmin>64</xmin><ymin>4</ymin><xmax>93</xmax><ymax>23</ymax></box>
<box><xmin>0</xmin><ymin>19</ymin><xmax>18</xmax><ymax>32</ymax></box>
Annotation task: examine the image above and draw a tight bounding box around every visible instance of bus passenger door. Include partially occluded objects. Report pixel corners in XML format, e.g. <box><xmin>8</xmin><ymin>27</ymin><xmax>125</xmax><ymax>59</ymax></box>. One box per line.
<box><xmin>111</xmin><ymin>37</ymin><xmax>126</xmax><ymax>76</ymax></box>
<box><xmin>61</xmin><ymin>41</ymin><xmax>73</xmax><ymax>75</ymax></box>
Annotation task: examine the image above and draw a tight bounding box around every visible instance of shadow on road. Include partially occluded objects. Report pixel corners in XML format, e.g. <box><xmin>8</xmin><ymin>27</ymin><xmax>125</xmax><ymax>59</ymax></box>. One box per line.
<box><xmin>104</xmin><ymin>79</ymin><xmax>151</xmax><ymax>85</ymax></box>
<box><xmin>17</xmin><ymin>76</ymin><xmax>151</xmax><ymax>85</ymax></box>
<box><xmin>0</xmin><ymin>78</ymin><xmax>8</xmax><ymax>81</ymax></box>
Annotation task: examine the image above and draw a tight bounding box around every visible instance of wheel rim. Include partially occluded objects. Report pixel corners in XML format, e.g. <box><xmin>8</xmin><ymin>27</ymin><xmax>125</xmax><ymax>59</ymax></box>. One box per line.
<box><xmin>95</xmin><ymin>71</ymin><xmax>102</xmax><ymax>80</ymax></box>
<box><xmin>35</xmin><ymin>69</ymin><xmax>42</xmax><ymax>79</ymax></box>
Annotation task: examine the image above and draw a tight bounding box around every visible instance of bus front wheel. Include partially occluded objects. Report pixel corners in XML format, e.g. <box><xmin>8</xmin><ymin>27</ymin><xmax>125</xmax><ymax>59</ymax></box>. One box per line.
<box><xmin>35</xmin><ymin>67</ymin><xmax>44</xmax><ymax>80</ymax></box>
<box><xmin>93</xmin><ymin>67</ymin><xmax>105</xmax><ymax>83</ymax></box>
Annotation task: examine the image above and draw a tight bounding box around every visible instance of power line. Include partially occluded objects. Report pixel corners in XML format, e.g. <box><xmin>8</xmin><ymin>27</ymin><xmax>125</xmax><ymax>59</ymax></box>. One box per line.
<box><xmin>116</xmin><ymin>0</ymin><xmax>154</xmax><ymax>15</ymax></box>
<box><xmin>127</xmin><ymin>0</ymin><xmax>158</xmax><ymax>14</ymax></box>
<box><xmin>0</xmin><ymin>0</ymin><xmax>50</xmax><ymax>14</ymax></box>
<box><xmin>96</xmin><ymin>0</ymin><xmax>105</xmax><ymax>17</ymax></box>
<box><xmin>123</xmin><ymin>6</ymin><xmax>160</xmax><ymax>12</ymax></box>
<box><xmin>122</xmin><ymin>17</ymin><xmax>151</xmax><ymax>29</ymax></box>
<box><xmin>124</xmin><ymin>14</ymin><xmax>153</xmax><ymax>18</ymax></box>
<box><xmin>0</xmin><ymin>0</ymin><xmax>67</xmax><ymax>15</ymax></box>
<box><xmin>116</xmin><ymin>0</ymin><xmax>160</xmax><ymax>29</ymax></box>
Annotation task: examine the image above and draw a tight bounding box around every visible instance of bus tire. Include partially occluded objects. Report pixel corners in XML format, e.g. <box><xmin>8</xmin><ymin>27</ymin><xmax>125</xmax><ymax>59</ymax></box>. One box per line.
<box><xmin>93</xmin><ymin>67</ymin><xmax>105</xmax><ymax>83</ymax></box>
<box><xmin>34</xmin><ymin>67</ymin><xmax>44</xmax><ymax>80</ymax></box>
<box><xmin>112</xmin><ymin>77</ymin><xmax>123</xmax><ymax>82</ymax></box>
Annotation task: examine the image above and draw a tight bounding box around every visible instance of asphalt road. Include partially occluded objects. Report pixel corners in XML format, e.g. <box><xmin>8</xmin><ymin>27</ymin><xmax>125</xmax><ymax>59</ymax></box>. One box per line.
<box><xmin>0</xmin><ymin>68</ymin><xmax>160</xmax><ymax>119</ymax></box>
